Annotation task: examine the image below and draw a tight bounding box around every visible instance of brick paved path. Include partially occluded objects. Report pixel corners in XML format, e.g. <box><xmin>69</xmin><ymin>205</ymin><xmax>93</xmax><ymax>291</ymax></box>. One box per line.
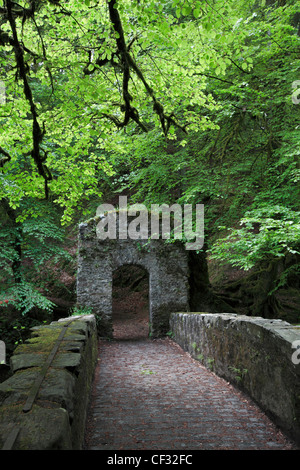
<box><xmin>84</xmin><ymin>337</ymin><xmax>295</xmax><ymax>451</ymax></box>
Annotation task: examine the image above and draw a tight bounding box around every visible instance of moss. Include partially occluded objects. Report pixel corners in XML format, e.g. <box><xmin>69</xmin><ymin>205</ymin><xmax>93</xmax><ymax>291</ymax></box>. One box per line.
<box><xmin>15</xmin><ymin>327</ymin><xmax>64</xmax><ymax>355</ymax></box>
<box><xmin>228</xmin><ymin>365</ymin><xmax>248</xmax><ymax>382</ymax></box>
<box><xmin>15</xmin><ymin>322</ymin><xmax>86</xmax><ymax>356</ymax></box>
<box><xmin>206</xmin><ymin>357</ymin><xmax>215</xmax><ymax>370</ymax></box>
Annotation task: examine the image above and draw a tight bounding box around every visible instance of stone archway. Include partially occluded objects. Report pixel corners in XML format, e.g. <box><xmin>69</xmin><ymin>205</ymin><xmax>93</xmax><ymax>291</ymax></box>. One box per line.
<box><xmin>76</xmin><ymin>212</ymin><xmax>190</xmax><ymax>338</ymax></box>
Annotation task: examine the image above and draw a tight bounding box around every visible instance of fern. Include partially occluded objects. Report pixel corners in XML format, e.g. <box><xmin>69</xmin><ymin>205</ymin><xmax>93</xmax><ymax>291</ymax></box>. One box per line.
<box><xmin>0</xmin><ymin>282</ymin><xmax>55</xmax><ymax>315</ymax></box>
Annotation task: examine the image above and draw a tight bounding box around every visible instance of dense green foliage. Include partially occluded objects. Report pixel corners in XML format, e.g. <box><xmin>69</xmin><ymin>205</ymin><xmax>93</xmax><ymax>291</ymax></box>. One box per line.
<box><xmin>0</xmin><ymin>0</ymin><xmax>299</xmax><ymax>343</ymax></box>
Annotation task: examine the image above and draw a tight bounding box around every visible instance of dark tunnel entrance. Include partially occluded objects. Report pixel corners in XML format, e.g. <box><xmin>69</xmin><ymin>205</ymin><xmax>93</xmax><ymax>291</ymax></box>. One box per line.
<box><xmin>112</xmin><ymin>264</ymin><xmax>149</xmax><ymax>340</ymax></box>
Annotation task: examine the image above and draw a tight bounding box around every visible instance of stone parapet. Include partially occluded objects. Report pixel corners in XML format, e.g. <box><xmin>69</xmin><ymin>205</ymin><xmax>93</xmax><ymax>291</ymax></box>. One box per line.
<box><xmin>170</xmin><ymin>312</ymin><xmax>300</xmax><ymax>446</ymax></box>
<box><xmin>0</xmin><ymin>315</ymin><xmax>98</xmax><ymax>450</ymax></box>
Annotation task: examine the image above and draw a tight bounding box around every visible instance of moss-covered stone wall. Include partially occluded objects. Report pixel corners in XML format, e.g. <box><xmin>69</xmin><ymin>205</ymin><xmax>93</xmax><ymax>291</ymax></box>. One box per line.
<box><xmin>0</xmin><ymin>315</ymin><xmax>98</xmax><ymax>450</ymax></box>
<box><xmin>170</xmin><ymin>312</ymin><xmax>300</xmax><ymax>446</ymax></box>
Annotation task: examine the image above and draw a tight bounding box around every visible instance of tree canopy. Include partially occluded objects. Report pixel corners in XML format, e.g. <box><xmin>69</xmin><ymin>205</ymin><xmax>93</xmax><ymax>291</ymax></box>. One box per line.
<box><xmin>0</xmin><ymin>0</ymin><xmax>299</xmax><ymax>335</ymax></box>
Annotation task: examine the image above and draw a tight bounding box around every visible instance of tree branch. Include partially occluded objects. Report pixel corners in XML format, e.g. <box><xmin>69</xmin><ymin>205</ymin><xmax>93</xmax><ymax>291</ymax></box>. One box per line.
<box><xmin>106</xmin><ymin>0</ymin><xmax>187</xmax><ymax>136</ymax></box>
<box><xmin>0</xmin><ymin>146</ymin><xmax>12</xmax><ymax>167</ymax></box>
<box><xmin>6</xmin><ymin>0</ymin><xmax>52</xmax><ymax>198</ymax></box>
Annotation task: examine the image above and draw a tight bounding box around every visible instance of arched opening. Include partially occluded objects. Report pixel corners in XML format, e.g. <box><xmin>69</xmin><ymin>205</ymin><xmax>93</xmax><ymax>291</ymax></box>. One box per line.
<box><xmin>112</xmin><ymin>264</ymin><xmax>149</xmax><ymax>340</ymax></box>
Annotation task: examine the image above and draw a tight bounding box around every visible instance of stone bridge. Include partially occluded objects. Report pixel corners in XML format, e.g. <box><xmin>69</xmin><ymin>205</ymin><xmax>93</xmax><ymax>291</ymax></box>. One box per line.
<box><xmin>0</xmin><ymin>312</ymin><xmax>299</xmax><ymax>450</ymax></box>
<box><xmin>0</xmin><ymin>214</ymin><xmax>299</xmax><ymax>450</ymax></box>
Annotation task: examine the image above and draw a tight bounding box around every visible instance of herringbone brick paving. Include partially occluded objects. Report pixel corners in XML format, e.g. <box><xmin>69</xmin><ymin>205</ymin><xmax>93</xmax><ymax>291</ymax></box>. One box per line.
<box><xmin>84</xmin><ymin>337</ymin><xmax>295</xmax><ymax>450</ymax></box>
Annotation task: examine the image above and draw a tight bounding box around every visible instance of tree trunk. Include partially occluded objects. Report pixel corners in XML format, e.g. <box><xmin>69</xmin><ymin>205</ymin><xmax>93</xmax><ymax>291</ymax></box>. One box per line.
<box><xmin>1</xmin><ymin>198</ymin><xmax>23</xmax><ymax>287</ymax></box>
